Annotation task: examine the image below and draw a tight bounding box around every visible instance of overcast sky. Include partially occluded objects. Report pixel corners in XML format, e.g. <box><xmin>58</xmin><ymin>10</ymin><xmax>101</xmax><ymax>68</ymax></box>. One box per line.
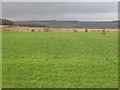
<box><xmin>2</xmin><ymin>2</ymin><xmax>118</xmax><ymax>21</ymax></box>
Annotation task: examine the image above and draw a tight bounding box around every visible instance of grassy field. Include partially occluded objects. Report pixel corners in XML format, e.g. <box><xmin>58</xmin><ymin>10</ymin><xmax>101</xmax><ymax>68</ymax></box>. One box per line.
<box><xmin>2</xmin><ymin>32</ymin><xmax>118</xmax><ymax>88</ymax></box>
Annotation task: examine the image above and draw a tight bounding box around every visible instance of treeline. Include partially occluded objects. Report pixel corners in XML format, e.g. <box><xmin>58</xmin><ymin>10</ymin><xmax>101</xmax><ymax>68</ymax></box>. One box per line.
<box><xmin>16</xmin><ymin>24</ymin><xmax>46</xmax><ymax>27</ymax></box>
<box><xmin>0</xmin><ymin>19</ymin><xmax>14</xmax><ymax>25</ymax></box>
<box><xmin>0</xmin><ymin>19</ymin><xmax>47</xmax><ymax>27</ymax></box>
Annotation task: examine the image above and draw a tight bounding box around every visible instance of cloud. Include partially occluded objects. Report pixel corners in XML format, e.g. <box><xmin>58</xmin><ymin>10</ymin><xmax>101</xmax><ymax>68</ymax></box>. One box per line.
<box><xmin>0</xmin><ymin>3</ymin><xmax>2</xmax><ymax>18</ymax></box>
<box><xmin>2</xmin><ymin>0</ymin><xmax>120</xmax><ymax>2</ymax></box>
<box><xmin>2</xmin><ymin>2</ymin><xmax>118</xmax><ymax>21</ymax></box>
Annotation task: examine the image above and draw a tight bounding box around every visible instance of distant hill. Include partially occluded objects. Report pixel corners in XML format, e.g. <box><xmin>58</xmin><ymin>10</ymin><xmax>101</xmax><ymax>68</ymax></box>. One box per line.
<box><xmin>14</xmin><ymin>20</ymin><xmax>118</xmax><ymax>29</ymax></box>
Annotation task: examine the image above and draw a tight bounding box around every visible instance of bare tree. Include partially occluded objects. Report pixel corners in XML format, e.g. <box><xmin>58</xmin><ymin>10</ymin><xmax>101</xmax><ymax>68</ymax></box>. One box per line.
<box><xmin>85</xmin><ymin>28</ymin><xmax>88</xmax><ymax>32</ymax></box>
<box><xmin>102</xmin><ymin>29</ymin><xmax>106</xmax><ymax>34</ymax></box>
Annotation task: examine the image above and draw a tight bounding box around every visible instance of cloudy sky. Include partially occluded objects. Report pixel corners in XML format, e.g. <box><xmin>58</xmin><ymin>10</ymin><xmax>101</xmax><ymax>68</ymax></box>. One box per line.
<box><xmin>2</xmin><ymin>2</ymin><xmax>118</xmax><ymax>21</ymax></box>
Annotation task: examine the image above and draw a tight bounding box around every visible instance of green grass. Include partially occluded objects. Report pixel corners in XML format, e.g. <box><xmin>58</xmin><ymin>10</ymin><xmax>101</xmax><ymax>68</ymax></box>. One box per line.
<box><xmin>2</xmin><ymin>32</ymin><xmax>118</xmax><ymax>88</ymax></box>
<box><xmin>0</xmin><ymin>32</ymin><xmax>2</xmax><ymax>89</ymax></box>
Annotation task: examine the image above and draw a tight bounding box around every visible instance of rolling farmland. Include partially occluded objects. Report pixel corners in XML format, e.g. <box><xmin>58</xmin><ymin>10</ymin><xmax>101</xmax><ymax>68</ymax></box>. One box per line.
<box><xmin>2</xmin><ymin>32</ymin><xmax>118</xmax><ymax>88</ymax></box>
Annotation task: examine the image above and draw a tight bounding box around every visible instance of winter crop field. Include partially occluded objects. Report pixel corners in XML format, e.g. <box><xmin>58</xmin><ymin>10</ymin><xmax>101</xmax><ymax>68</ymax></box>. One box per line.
<box><xmin>2</xmin><ymin>32</ymin><xmax>118</xmax><ymax>88</ymax></box>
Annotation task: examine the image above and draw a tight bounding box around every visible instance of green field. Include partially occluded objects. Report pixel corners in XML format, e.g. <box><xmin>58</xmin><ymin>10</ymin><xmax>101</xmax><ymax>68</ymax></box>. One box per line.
<box><xmin>2</xmin><ymin>32</ymin><xmax>118</xmax><ymax>88</ymax></box>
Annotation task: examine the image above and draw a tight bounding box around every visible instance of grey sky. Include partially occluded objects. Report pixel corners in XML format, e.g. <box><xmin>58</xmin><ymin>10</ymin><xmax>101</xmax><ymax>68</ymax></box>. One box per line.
<box><xmin>2</xmin><ymin>2</ymin><xmax>118</xmax><ymax>21</ymax></box>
